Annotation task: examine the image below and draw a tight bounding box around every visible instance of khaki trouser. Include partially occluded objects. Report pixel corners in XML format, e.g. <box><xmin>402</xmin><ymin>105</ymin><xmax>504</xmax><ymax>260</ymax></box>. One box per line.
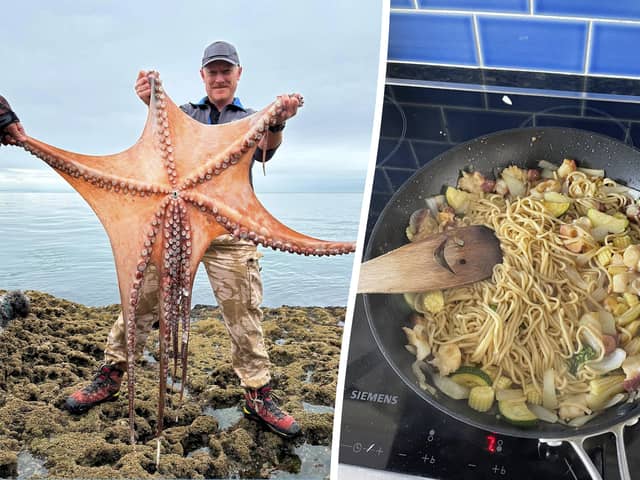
<box><xmin>104</xmin><ymin>234</ymin><xmax>271</xmax><ymax>389</ymax></box>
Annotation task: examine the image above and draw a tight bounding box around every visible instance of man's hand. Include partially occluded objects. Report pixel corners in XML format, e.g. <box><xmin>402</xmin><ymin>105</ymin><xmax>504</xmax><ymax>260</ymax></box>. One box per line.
<box><xmin>273</xmin><ymin>93</ymin><xmax>303</xmax><ymax>124</ymax></box>
<box><xmin>134</xmin><ymin>70</ymin><xmax>152</xmax><ymax>106</ymax></box>
<box><xmin>1</xmin><ymin>122</ymin><xmax>27</xmax><ymax>145</ymax></box>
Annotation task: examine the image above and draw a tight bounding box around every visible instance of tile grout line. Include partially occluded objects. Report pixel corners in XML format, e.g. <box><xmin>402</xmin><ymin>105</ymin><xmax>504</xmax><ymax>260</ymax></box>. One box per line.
<box><xmin>387</xmin><ymin>59</ymin><xmax>640</xmax><ymax>80</ymax></box>
<box><xmin>386</xmin><ymin>79</ymin><xmax>640</xmax><ymax>106</ymax></box>
<box><xmin>407</xmin><ymin>140</ymin><xmax>421</xmax><ymax>169</ymax></box>
<box><xmin>529</xmin><ymin>0</ymin><xmax>534</xmax><ymax>15</ymax></box>
<box><xmin>472</xmin><ymin>14</ymin><xmax>484</xmax><ymax>68</ymax></box>
<box><xmin>391</xmin><ymin>7</ymin><xmax>640</xmax><ymax>25</ymax></box>
<box><xmin>412</xmin><ymin>0</ymin><xmax>419</xmax><ymax>9</ymax></box>
<box><xmin>583</xmin><ymin>21</ymin><xmax>594</xmax><ymax>75</ymax></box>
<box><xmin>439</xmin><ymin>106</ymin><xmax>451</xmax><ymax>141</ymax></box>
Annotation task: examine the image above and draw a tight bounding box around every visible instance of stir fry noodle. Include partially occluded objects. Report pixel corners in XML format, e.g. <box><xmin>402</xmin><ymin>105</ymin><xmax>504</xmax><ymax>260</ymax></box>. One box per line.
<box><xmin>404</xmin><ymin>160</ymin><xmax>640</xmax><ymax>427</ymax></box>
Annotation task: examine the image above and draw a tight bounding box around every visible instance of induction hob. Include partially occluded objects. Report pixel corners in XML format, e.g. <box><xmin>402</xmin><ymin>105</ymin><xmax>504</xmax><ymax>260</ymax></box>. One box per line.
<box><xmin>338</xmin><ymin>70</ymin><xmax>640</xmax><ymax>480</ymax></box>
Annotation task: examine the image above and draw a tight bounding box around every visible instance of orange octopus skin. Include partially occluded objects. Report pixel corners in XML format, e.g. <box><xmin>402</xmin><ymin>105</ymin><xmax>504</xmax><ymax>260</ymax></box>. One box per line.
<box><xmin>16</xmin><ymin>72</ymin><xmax>355</xmax><ymax>444</ymax></box>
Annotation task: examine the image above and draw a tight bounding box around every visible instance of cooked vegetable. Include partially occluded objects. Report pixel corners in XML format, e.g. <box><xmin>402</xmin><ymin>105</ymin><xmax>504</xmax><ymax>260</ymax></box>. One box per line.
<box><xmin>445</xmin><ymin>186</ymin><xmax>473</xmax><ymax>214</ymax></box>
<box><xmin>622</xmin><ymin>354</ymin><xmax>640</xmax><ymax>392</ymax></box>
<box><xmin>568</xmin><ymin>345</ymin><xmax>597</xmax><ymax>375</ymax></box>
<box><xmin>624</xmin><ymin>337</ymin><xmax>640</xmax><ymax>355</ymax></box>
<box><xmin>493</xmin><ymin>376</ymin><xmax>513</xmax><ymax>390</ymax></box>
<box><xmin>415</xmin><ymin>290</ymin><xmax>445</xmax><ymax>314</ymax></box>
<box><xmin>402</xmin><ymin>326</ymin><xmax>431</xmax><ymax>362</ymax></box>
<box><xmin>496</xmin><ymin>388</ymin><xmax>526</xmax><ymax>402</ymax></box>
<box><xmin>412</xmin><ymin>360</ymin><xmax>436</xmax><ymax>394</ymax></box>
<box><xmin>403</xmin><ymin>292</ymin><xmax>417</xmax><ymax>310</ymax></box>
<box><xmin>450</xmin><ymin>366</ymin><xmax>493</xmax><ymax>388</ymax></box>
<box><xmin>617</xmin><ymin>303</ymin><xmax>640</xmax><ymax>326</ymax></box>
<box><xmin>432</xmin><ymin>373</ymin><xmax>470</xmax><ymax>400</ymax></box>
<box><xmin>586</xmin><ymin>348</ymin><xmax>627</xmax><ymax>374</ymax></box>
<box><xmin>528</xmin><ymin>403</ymin><xmax>558</xmax><ymax>423</ymax></box>
<box><xmin>597</xmin><ymin>248</ymin><xmax>613</xmax><ymax>266</ymax></box>
<box><xmin>468</xmin><ymin>386</ymin><xmax>494</xmax><ymax>412</ymax></box>
<box><xmin>406</xmin><ymin>208</ymin><xmax>439</xmax><ymax>242</ymax></box>
<box><xmin>588</xmin><ymin>208</ymin><xmax>629</xmax><ymax>234</ymax></box>
<box><xmin>615</xmin><ymin>235</ymin><xmax>633</xmax><ymax>249</ymax></box>
<box><xmin>543</xmin><ymin>368</ymin><xmax>558</xmax><ymax>410</ymax></box>
<box><xmin>524</xmin><ymin>384</ymin><xmax>543</xmax><ymax>405</ymax></box>
<box><xmin>499</xmin><ymin>400</ymin><xmax>538</xmax><ymax>427</ymax></box>
<box><xmin>557</xmin><ymin>159</ymin><xmax>577</xmax><ymax>178</ymax></box>
<box><xmin>624</xmin><ymin>293</ymin><xmax>639</xmax><ymax>307</ymax></box>
<box><xmin>558</xmin><ymin>394</ymin><xmax>590</xmax><ymax>421</ymax></box>
<box><xmin>568</xmin><ymin>414</ymin><xmax>598</xmax><ymax>427</ymax></box>
<box><xmin>590</xmin><ymin>374</ymin><xmax>625</xmax><ymax>398</ymax></box>
<box><xmin>501</xmin><ymin>166</ymin><xmax>527</xmax><ymax>197</ymax></box>
<box><xmin>586</xmin><ymin>374</ymin><xmax>625</xmax><ymax>410</ymax></box>
<box><xmin>430</xmin><ymin>344</ymin><xmax>461</xmax><ymax>376</ymax></box>
<box><xmin>543</xmin><ymin>200</ymin><xmax>571</xmax><ymax>217</ymax></box>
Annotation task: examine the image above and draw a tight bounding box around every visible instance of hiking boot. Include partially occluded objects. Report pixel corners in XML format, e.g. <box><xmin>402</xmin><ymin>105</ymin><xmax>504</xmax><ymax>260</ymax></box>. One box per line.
<box><xmin>64</xmin><ymin>363</ymin><xmax>124</xmax><ymax>413</ymax></box>
<box><xmin>243</xmin><ymin>385</ymin><xmax>301</xmax><ymax>438</ymax></box>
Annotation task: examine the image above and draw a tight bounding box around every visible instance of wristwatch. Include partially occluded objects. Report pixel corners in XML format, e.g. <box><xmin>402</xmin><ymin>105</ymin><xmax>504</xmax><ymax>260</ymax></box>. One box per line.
<box><xmin>268</xmin><ymin>122</ymin><xmax>286</xmax><ymax>133</ymax></box>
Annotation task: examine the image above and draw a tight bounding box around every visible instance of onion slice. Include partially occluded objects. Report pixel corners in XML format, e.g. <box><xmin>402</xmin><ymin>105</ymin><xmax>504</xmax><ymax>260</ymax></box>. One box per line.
<box><xmin>432</xmin><ymin>373</ymin><xmax>470</xmax><ymax>400</ymax></box>
<box><xmin>528</xmin><ymin>403</ymin><xmax>558</xmax><ymax>423</ymax></box>
<box><xmin>587</xmin><ymin>348</ymin><xmax>627</xmax><ymax>374</ymax></box>
<box><xmin>543</xmin><ymin>369</ymin><xmax>558</xmax><ymax>410</ymax></box>
<box><xmin>568</xmin><ymin>413</ymin><xmax>598</xmax><ymax>427</ymax></box>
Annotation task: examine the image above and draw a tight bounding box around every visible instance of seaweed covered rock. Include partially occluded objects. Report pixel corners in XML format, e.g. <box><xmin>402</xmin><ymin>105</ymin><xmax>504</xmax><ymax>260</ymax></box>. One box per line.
<box><xmin>0</xmin><ymin>291</ymin><xmax>342</xmax><ymax>478</ymax></box>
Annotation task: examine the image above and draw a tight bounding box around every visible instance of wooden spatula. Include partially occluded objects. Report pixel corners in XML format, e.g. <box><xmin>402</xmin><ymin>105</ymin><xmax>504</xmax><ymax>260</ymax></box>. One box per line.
<box><xmin>358</xmin><ymin>225</ymin><xmax>502</xmax><ymax>294</ymax></box>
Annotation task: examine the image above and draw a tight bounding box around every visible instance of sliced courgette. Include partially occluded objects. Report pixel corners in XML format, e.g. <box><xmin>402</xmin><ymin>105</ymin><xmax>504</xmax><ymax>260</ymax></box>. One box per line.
<box><xmin>450</xmin><ymin>366</ymin><xmax>493</xmax><ymax>388</ymax></box>
<box><xmin>498</xmin><ymin>400</ymin><xmax>538</xmax><ymax>427</ymax></box>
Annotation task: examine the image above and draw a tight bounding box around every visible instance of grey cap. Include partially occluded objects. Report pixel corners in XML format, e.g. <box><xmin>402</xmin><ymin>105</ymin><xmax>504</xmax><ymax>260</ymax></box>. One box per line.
<box><xmin>202</xmin><ymin>41</ymin><xmax>240</xmax><ymax>67</ymax></box>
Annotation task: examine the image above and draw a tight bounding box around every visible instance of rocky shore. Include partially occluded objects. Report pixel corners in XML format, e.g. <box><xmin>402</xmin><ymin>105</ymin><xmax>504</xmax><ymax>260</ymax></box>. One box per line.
<box><xmin>0</xmin><ymin>291</ymin><xmax>344</xmax><ymax>479</ymax></box>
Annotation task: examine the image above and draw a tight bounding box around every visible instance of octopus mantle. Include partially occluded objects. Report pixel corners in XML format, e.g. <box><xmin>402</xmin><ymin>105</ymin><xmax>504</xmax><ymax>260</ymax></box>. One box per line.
<box><xmin>17</xmin><ymin>72</ymin><xmax>355</xmax><ymax>443</ymax></box>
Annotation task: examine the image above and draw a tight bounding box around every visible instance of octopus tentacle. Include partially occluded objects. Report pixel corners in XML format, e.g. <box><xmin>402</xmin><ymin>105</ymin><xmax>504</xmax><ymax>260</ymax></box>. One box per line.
<box><xmin>21</xmin><ymin>142</ymin><xmax>171</xmax><ymax>197</ymax></box>
<box><xmin>178</xmin><ymin>98</ymin><xmax>280</xmax><ymax>190</ymax></box>
<box><xmin>181</xmin><ymin>191</ymin><xmax>355</xmax><ymax>256</ymax></box>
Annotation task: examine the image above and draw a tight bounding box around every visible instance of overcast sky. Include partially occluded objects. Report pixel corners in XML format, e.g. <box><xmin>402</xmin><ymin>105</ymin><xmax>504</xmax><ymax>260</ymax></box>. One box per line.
<box><xmin>1</xmin><ymin>0</ymin><xmax>383</xmax><ymax>193</ymax></box>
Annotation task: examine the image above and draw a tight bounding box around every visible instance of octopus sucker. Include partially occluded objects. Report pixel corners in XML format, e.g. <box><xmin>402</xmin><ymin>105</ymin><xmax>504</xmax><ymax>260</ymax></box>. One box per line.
<box><xmin>16</xmin><ymin>72</ymin><xmax>354</xmax><ymax>445</ymax></box>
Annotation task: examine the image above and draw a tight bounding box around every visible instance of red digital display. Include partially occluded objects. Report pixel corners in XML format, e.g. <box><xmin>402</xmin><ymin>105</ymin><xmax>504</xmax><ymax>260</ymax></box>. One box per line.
<box><xmin>486</xmin><ymin>434</ymin><xmax>497</xmax><ymax>454</ymax></box>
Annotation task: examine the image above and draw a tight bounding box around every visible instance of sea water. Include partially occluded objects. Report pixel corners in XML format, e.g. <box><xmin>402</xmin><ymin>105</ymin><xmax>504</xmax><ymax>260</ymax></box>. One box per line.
<box><xmin>0</xmin><ymin>192</ymin><xmax>362</xmax><ymax>307</ymax></box>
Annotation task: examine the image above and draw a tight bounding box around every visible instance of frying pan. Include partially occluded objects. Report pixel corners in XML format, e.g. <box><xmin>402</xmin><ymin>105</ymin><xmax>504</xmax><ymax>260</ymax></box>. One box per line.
<box><xmin>363</xmin><ymin>127</ymin><xmax>640</xmax><ymax>480</ymax></box>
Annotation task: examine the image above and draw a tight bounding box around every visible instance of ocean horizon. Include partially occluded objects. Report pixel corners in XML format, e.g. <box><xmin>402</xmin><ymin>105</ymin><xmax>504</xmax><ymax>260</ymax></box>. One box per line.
<box><xmin>0</xmin><ymin>192</ymin><xmax>362</xmax><ymax>307</ymax></box>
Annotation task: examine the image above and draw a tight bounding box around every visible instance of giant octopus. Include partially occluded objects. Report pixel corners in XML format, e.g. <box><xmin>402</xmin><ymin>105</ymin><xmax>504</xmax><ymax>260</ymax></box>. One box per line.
<box><xmin>14</xmin><ymin>72</ymin><xmax>355</xmax><ymax>445</ymax></box>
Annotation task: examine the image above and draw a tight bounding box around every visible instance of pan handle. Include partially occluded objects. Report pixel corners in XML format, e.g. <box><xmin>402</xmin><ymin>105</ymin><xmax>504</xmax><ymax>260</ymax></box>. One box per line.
<box><xmin>541</xmin><ymin>415</ymin><xmax>639</xmax><ymax>480</ymax></box>
<box><xmin>564</xmin><ymin>438</ymin><xmax>603</xmax><ymax>480</ymax></box>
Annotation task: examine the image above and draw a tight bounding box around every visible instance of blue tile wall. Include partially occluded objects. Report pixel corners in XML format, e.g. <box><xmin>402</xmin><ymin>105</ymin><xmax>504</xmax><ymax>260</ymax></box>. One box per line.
<box><xmin>486</xmin><ymin>92</ymin><xmax>582</xmax><ymax>112</ymax></box>
<box><xmin>390</xmin><ymin>1</ymin><xmax>640</xmax><ymax>79</ymax></box>
<box><xmin>445</xmin><ymin>109</ymin><xmax>529</xmax><ymax>141</ymax></box>
<box><xmin>377</xmin><ymin>139</ymin><xmax>418</xmax><ymax>169</ymax></box>
<box><xmin>393</xmin><ymin>87</ymin><xmax>485</xmax><ymax>108</ymax></box>
<box><xmin>401</xmin><ymin>105</ymin><xmax>448</xmax><ymax>141</ymax></box>
<box><xmin>536</xmin><ymin>0</ymin><xmax>640</xmax><ymax>21</ymax></box>
<box><xmin>411</xmin><ymin>141</ymin><xmax>453</xmax><ymax>166</ymax></box>
<box><xmin>479</xmin><ymin>17</ymin><xmax>587</xmax><ymax>73</ymax></box>
<box><xmin>418</xmin><ymin>0</ymin><xmax>527</xmax><ymax>13</ymax></box>
<box><xmin>631</xmin><ymin>124</ymin><xmax>640</xmax><ymax>148</ymax></box>
<box><xmin>388</xmin><ymin>13</ymin><xmax>477</xmax><ymax>65</ymax></box>
<box><xmin>590</xmin><ymin>24</ymin><xmax>640</xmax><ymax>78</ymax></box>
<box><xmin>391</xmin><ymin>0</ymin><xmax>414</xmax><ymax>7</ymax></box>
<box><xmin>535</xmin><ymin>115</ymin><xmax>628</xmax><ymax>140</ymax></box>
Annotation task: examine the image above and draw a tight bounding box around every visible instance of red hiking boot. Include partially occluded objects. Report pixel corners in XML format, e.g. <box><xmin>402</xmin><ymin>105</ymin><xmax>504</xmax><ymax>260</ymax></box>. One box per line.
<box><xmin>64</xmin><ymin>363</ymin><xmax>124</xmax><ymax>413</ymax></box>
<box><xmin>243</xmin><ymin>385</ymin><xmax>301</xmax><ymax>438</ymax></box>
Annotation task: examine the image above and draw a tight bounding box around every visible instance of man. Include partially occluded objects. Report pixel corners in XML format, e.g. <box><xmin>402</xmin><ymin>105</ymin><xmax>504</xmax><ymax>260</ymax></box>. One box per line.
<box><xmin>64</xmin><ymin>41</ymin><xmax>302</xmax><ymax>438</ymax></box>
<box><xmin>0</xmin><ymin>96</ymin><xmax>27</xmax><ymax>145</ymax></box>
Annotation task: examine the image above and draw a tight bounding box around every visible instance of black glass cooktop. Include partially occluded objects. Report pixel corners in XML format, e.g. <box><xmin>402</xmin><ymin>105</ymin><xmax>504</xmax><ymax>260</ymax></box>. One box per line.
<box><xmin>339</xmin><ymin>70</ymin><xmax>640</xmax><ymax>480</ymax></box>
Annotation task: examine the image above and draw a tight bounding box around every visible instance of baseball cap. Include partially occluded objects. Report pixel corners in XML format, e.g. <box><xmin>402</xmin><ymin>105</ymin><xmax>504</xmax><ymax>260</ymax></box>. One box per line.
<box><xmin>202</xmin><ymin>41</ymin><xmax>240</xmax><ymax>67</ymax></box>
